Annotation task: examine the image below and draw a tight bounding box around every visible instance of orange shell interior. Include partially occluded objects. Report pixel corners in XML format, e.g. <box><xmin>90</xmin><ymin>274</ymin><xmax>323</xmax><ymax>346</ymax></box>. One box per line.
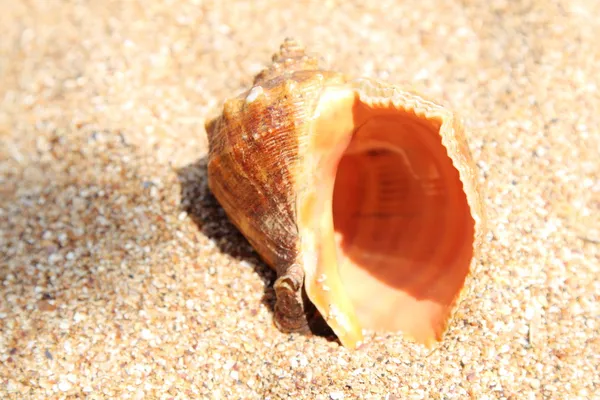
<box><xmin>307</xmin><ymin>90</ymin><xmax>475</xmax><ymax>346</ymax></box>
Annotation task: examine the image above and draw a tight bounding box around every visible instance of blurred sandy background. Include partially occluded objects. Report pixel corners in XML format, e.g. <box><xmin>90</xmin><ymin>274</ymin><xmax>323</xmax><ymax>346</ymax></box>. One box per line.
<box><xmin>1</xmin><ymin>0</ymin><xmax>599</xmax><ymax>399</ymax></box>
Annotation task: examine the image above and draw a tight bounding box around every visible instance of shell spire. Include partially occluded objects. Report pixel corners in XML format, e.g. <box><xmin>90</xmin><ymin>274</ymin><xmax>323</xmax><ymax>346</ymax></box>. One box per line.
<box><xmin>206</xmin><ymin>39</ymin><xmax>486</xmax><ymax>349</ymax></box>
<box><xmin>253</xmin><ymin>38</ymin><xmax>321</xmax><ymax>85</ymax></box>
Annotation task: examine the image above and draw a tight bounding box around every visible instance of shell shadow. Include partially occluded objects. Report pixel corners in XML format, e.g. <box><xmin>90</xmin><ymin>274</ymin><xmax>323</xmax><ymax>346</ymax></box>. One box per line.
<box><xmin>176</xmin><ymin>156</ymin><xmax>335</xmax><ymax>340</ymax></box>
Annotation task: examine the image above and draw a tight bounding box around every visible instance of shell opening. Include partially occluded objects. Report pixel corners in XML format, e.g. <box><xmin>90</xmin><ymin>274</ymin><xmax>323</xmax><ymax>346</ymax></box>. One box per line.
<box><xmin>331</xmin><ymin>97</ymin><xmax>476</xmax><ymax>345</ymax></box>
<box><xmin>301</xmin><ymin>87</ymin><xmax>476</xmax><ymax>348</ymax></box>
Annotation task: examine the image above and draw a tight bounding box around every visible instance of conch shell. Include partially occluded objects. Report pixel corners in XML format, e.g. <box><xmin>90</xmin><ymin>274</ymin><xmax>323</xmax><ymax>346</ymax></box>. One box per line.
<box><xmin>206</xmin><ymin>39</ymin><xmax>485</xmax><ymax>349</ymax></box>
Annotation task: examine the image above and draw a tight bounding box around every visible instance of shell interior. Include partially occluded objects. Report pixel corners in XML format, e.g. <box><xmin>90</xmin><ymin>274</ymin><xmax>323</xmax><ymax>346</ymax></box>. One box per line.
<box><xmin>300</xmin><ymin>82</ymin><xmax>476</xmax><ymax>348</ymax></box>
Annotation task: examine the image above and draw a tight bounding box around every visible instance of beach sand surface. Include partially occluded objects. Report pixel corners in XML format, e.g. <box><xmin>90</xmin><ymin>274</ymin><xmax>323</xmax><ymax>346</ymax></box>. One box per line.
<box><xmin>1</xmin><ymin>1</ymin><xmax>599</xmax><ymax>398</ymax></box>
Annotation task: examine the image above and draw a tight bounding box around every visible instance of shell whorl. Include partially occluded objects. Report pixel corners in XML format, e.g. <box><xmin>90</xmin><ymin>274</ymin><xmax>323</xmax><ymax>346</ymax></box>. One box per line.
<box><xmin>206</xmin><ymin>39</ymin><xmax>345</xmax><ymax>273</ymax></box>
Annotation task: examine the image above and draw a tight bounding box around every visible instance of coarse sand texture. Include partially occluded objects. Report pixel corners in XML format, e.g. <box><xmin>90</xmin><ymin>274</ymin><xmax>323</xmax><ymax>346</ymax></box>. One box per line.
<box><xmin>1</xmin><ymin>1</ymin><xmax>599</xmax><ymax>399</ymax></box>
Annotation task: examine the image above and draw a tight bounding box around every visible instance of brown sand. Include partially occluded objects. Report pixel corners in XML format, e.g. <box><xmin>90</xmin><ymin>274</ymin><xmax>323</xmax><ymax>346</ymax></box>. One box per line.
<box><xmin>1</xmin><ymin>1</ymin><xmax>599</xmax><ymax>399</ymax></box>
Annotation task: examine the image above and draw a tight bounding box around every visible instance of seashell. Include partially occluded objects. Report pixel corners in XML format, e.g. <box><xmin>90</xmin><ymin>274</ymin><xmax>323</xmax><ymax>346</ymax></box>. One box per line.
<box><xmin>205</xmin><ymin>38</ymin><xmax>486</xmax><ymax>349</ymax></box>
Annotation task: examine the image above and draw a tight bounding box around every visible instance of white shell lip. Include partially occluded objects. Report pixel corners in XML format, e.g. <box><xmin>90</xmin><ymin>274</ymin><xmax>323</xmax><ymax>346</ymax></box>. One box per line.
<box><xmin>298</xmin><ymin>85</ymin><xmax>365</xmax><ymax>349</ymax></box>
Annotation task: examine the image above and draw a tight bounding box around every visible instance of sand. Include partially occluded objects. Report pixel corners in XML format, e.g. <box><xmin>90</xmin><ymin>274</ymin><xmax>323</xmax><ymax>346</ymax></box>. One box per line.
<box><xmin>1</xmin><ymin>0</ymin><xmax>599</xmax><ymax>399</ymax></box>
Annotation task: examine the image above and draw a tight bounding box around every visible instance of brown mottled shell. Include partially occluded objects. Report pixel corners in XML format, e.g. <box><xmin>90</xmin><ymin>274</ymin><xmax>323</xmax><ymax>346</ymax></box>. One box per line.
<box><xmin>206</xmin><ymin>39</ymin><xmax>486</xmax><ymax>349</ymax></box>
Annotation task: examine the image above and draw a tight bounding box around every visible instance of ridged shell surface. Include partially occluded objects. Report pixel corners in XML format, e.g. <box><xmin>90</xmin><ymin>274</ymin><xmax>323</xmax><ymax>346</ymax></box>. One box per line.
<box><xmin>207</xmin><ymin>41</ymin><xmax>347</xmax><ymax>275</ymax></box>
